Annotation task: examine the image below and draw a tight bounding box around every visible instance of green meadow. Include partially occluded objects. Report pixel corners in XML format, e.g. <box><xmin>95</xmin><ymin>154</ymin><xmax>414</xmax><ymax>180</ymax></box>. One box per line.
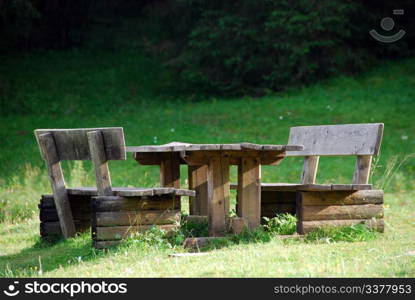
<box><xmin>0</xmin><ymin>50</ymin><xmax>414</xmax><ymax>277</ymax></box>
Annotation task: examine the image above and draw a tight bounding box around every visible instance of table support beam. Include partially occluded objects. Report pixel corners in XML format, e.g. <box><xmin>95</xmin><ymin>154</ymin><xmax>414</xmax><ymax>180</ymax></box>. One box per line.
<box><xmin>160</xmin><ymin>152</ymin><xmax>180</xmax><ymax>188</ymax></box>
<box><xmin>207</xmin><ymin>156</ymin><xmax>230</xmax><ymax>236</ymax></box>
<box><xmin>237</xmin><ymin>157</ymin><xmax>261</xmax><ymax>229</ymax></box>
<box><xmin>188</xmin><ymin>165</ymin><xmax>208</xmax><ymax>215</ymax></box>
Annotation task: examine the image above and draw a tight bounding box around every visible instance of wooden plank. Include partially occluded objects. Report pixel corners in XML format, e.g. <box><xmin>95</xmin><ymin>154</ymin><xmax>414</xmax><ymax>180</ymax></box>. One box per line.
<box><xmin>240</xmin><ymin>143</ymin><xmax>263</xmax><ymax>151</ymax></box>
<box><xmin>160</xmin><ymin>152</ymin><xmax>181</xmax><ymax>188</ymax></box>
<box><xmin>93</xmin><ymin>196</ymin><xmax>180</xmax><ymax>212</ymax></box>
<box><xmin>188</xmin><ymin>165</ymin><xmax>208</xmax><ymax>215</ymax></box>
<box><xmin>301</xmin><ymin>218</ymin><xmax>384</xmax><ymax>233</ymax></box>
<box><xmin>300</xmin><ymin>190</ymin><xmax>383</xmax><ymax>206</ymax></box>
<box><xmin>174</xmin><ymin>189</ymin><xmax>196</xmax><ymax>197</ymax></box>
<box><xmin>207</xmin><ymin>156</ymin><xmax>230</xmax><ymax>236</ymax></box>
<box><xmin>39</xmin><ymin>195</ymin><xmax>92</xmax><ymax>213</ymax></box>
<box><xmin>260</xmin><ymin>183</ymin><xmax>303</xmax><ymax>191</ymax></box>
<box><xmin>182</xmin><ymin>150</ymin><xmax>285</xmax><ymax>166</ymax></box>
<box><xmin>237</xmin><ymin>157</ymin><xmax>261</xmax><ymax>229</ymax></box>
<box><xmin>301</xmin><ymin>156</ymin><xmax>320</xmax><ymax>184</ymax></box>
<box><xmin>35</xmin><ymin>128</ymin><xmax>126</xmax><ymax>160</ymax></box>
<box><xmin>40</xmin><ymin>208</ymin><xmax>90</xmax><ymax>222</ymax></box>
<box><xmin>87</xmin><ymin>131</ymin><xmax>113</xmax><ymax>196</ymax></box>
<box><xmin>301</xmin><ymin>204</ymin><xmax>383</xmax><ymax>221</ymax></box>
<box><xmin>128</xmin><ymin>143</ymin><xmax>303</xmax><ymax>153</ymax></box>
<box><xmin>115</xmin><ymin>188</ymin><xmax>155</xmax><ymax>197</ymax></box>
<box><xmin>352</xmin><ymin>155</ymin><xmax>372</xmax><ymax>184</ymax></box>
<box><xmin>287</xmin><ymin>123</ymin><xmax>384</xmax><ymax>156</ymax></box>
<box><xmin>95</xmin><ymin>224</ymin><xmax>178</xmax><ymax>240</ymax></box>
<box><xmin>300</xmin><ymin>184</ymin><xmax>332</xmax><ymax>191</ymax></box>
<box><xmin>95</xmin><ymin>210</ymin><xmax>180</xmax><ymax>226</ymax></box>
<box><xmin>38</xmin><ymin>133</ymin><xmax>76</xmax><ymax>238</ymax></box>
<box><xmin>40</xmin><ymin>220</ymin><xmax>90</xmax><ymax>236</ymax></box>
<box><xmin>39</xmin><ymin>194</ymin><xmax>56</xmax><ymax>208</ymax></box>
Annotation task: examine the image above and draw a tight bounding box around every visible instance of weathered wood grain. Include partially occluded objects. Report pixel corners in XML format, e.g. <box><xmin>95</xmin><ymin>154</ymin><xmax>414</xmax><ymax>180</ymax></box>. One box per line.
<box><xmin>301</xmin><ymin>156</ymin><xmax>320</xmax><ymax>184</ymax></box>
<box><xmin>300</xmin><ymin>190</ymin><xmax>383</xmax><ymax>206</ymax></box>
<box><xmin>207</xmin><ymin>156</ymin><xmax>230</xmax><ymax>236</ymax></box>
<box><xmin>93</xmin><ymin>195</ymin><xmax>180</xmax><ymax>212</ymax></box>
<box><xmin>352</xmin><ymin>155</ymin><xmax>372</xmax><ymax>184</ymax></box>
<box><xmin>300</xmin><ymin>218</ymin><xmax>384</xmax><ymax>233</ymax></box>
<box><xmin>188</xmin><ymin>165</ymin><xmax>209</xmax><ymax>215</ymax></box>
<box><xmin>95</xmin><ymin>210</ymin><xmax>180</xmax><ymax>226</ymax></box>
<box><xmin>160</xmin><ymin>152</ymin><xmax>181</xmax><ymax>188</ymax></box>
<box><xmin>301</xmin><ymin>204</ymin><xmax>383</xmax><ymax>221</ymax></box>
<box><xmin>287</xmin><ymin>123</ymin><xmax>384</xmax><ymax>156</ymax></box>
<box><xmin>35</xmin><ymin>128</ymin><xmax>126</xmax><ymax>160</ymax></box>
<box><xmin>87</xmin><ymin>131</ymin><xmax>113</xmax><ymax>196</ymax></box>
<box><xmin>127</xmin><ymin>143</ymin><xmax>303</xmax><ymax>153</ymax></box>
<box><xmin>237</xmin><ymin>157</ymin><xmax>261</xmax><ymax>229</ymax></box>
<box><xmin>38</xmin><ymin>133</ymin><xmax>76</xmax><ymax>238</ymax></box>
<box><xmin>258</xmin><ymin>183</ymin><xmax>372</xmax><ymax>192</ymax></box>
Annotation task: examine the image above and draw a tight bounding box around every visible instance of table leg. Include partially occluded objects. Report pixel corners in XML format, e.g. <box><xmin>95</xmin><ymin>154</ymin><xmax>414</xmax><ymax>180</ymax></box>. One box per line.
<box><xmin>207</xmin><ymin>156</ymin><xmax>230</xmax><ymax>236</ymax></box>
<box><xmin>160</xmin><ymin>152</ymin><xmax>180</xmax><ymax>188</ymax></box>
<box><xmin>237</xmin><ymin>157</ymin><xmax>261</xmax><ymax>229</ymax></box>
<box><xmin>188</xmin><ymin>165</ymin><xmax>208</xmax><ymax>215</ymax></box>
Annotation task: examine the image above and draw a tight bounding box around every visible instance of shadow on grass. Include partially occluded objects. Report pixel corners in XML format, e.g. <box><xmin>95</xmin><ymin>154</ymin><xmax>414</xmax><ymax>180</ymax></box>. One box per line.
<box><xmin>0</xmin><ymin>232</ymin><xmax>107</xmax><ymax>277</ymax></box>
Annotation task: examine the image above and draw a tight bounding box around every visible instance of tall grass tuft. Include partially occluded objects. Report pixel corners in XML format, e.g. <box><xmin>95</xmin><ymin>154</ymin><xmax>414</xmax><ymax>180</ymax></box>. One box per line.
<box><xmin>0</xmin><ymin>162</ymin><xmax>91</xmax><ymax>224</ymax></box>
<box><xmin>263</xmin><ymin>213</ymin><xmax>297</xmax><ymax>235</ymax></box>
<box><xmin>374</xmin><ymin>153</ymin><xmax>415</xmax><ymax>192</ymax></box>
<box><xmin>304</xmin><ymin>224</ymin><xmax>378</xmax><ymax>243</ymax></box>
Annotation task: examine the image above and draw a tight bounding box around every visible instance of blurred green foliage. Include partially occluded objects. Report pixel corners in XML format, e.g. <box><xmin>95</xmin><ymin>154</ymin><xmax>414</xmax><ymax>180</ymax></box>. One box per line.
<box><xmin>147</xmin><ymin>0</ymin><xmax>415</xmax><ymax>95</ymax></box>
<box><xmin>1</xmin><ymin>0</ymin><xmax>414</xmax><ymax>95</ymax></box>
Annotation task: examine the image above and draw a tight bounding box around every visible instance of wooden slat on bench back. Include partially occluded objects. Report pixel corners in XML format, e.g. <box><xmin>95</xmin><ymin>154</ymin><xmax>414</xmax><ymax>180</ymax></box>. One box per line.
<box><xmin>35</xmin><ymin>128</ymin><xmax>126</xmax><ymax>161</ymax></box>
<box><xmin>287</xmin><ymin>123</ymin><xmax>384</xmax><ymax>156</ymax></box>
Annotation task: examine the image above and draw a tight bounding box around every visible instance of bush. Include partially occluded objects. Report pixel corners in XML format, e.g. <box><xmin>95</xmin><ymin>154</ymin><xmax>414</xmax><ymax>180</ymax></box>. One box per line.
<box><xmin>263</xmin><ymin>213</ymin><xmax>297</xmax><ymax>235</ymax></box>
<box><xmin>145</xmin><ymin>0</ymin><xmax>415</xmax><ymax>96</ymax></box>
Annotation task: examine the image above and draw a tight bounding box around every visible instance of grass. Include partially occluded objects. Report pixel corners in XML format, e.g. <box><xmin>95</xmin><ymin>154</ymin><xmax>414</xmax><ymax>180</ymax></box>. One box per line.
<box><xmin>0</xmin><ymin>49</ymin><xmax>414</xmax><ymax>277</ymax></box>
<box><xmin>1</xmin><ymin>192</ymin><xmax>414</xmax><ymax>277</ymax></box>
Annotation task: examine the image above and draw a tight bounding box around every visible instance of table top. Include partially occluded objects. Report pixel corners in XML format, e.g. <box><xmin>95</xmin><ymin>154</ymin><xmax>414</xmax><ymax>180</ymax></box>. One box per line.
<box><xmin>126</xmin><ymin>142</ymin><xmax>303</xmax><ymax>153</ymax></box>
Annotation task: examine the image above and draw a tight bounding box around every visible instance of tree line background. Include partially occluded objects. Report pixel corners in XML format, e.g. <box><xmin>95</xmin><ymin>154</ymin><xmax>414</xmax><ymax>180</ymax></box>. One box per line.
<box><xmin>1</xmin><ymin>0</ymin><xmax>414</xmax><ymax>96</ymax></box>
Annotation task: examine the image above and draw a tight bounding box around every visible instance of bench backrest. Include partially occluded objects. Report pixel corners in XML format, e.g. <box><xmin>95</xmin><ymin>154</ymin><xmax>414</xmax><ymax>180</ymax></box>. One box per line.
<box><xmin>34</xmin><ymin>128</ymin><xmax>126</xmax><ymax>161</ymax></box>
<box><xmin>34</xmin><ymin>127</ymin><xmax>125</xmax><ymax>238</ymax></box>
<box><xmin>286</xmin><ymin>123</ymin><xmax>384</xmax><ymax>184</ymax></box>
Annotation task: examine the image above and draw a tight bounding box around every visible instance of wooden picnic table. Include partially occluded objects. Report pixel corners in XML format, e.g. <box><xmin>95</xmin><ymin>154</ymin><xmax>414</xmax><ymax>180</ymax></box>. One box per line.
<box><xmin>126</xmin><ymin>142</ymin><xmax>303</xmax><ymax>236</ymax></box>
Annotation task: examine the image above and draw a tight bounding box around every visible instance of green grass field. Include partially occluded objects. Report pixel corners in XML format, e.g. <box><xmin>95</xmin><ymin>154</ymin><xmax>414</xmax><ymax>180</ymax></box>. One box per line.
<box><xmin>0</xmin><ymin>50</ymin><xmax>414</xmax><ymax>277</ymax></box>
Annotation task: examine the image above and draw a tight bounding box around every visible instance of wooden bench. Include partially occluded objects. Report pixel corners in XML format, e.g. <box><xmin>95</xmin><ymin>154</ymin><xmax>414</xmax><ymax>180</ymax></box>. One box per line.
<box><xmin>232</xmin><ymin>123</ymin><xmax>385</xmax><ymax>233</ymax></box>
<box><xmin>35</xmin><ymin>128</ymin><xmax>195</xmax><ymax>247</ymax></box>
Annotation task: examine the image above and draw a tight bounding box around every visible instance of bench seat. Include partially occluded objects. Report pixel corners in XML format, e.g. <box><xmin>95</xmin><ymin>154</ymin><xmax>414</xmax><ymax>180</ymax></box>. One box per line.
<box><xmin>230</xmin><ymin>183</ymin><xmax>372</xmax><ymax>192</ymax></box>
<box><xmin>67</xmin><ymin>187</ymin><xmax>195</xmax><ymax>197</ymax></box>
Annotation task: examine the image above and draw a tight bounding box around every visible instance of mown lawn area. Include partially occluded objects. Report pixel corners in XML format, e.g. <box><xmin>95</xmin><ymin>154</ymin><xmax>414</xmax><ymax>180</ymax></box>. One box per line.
<box><xmin>0</xmin><ymin>50</ymin><xmax>414</xmax><ymax>277</ymax></box>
